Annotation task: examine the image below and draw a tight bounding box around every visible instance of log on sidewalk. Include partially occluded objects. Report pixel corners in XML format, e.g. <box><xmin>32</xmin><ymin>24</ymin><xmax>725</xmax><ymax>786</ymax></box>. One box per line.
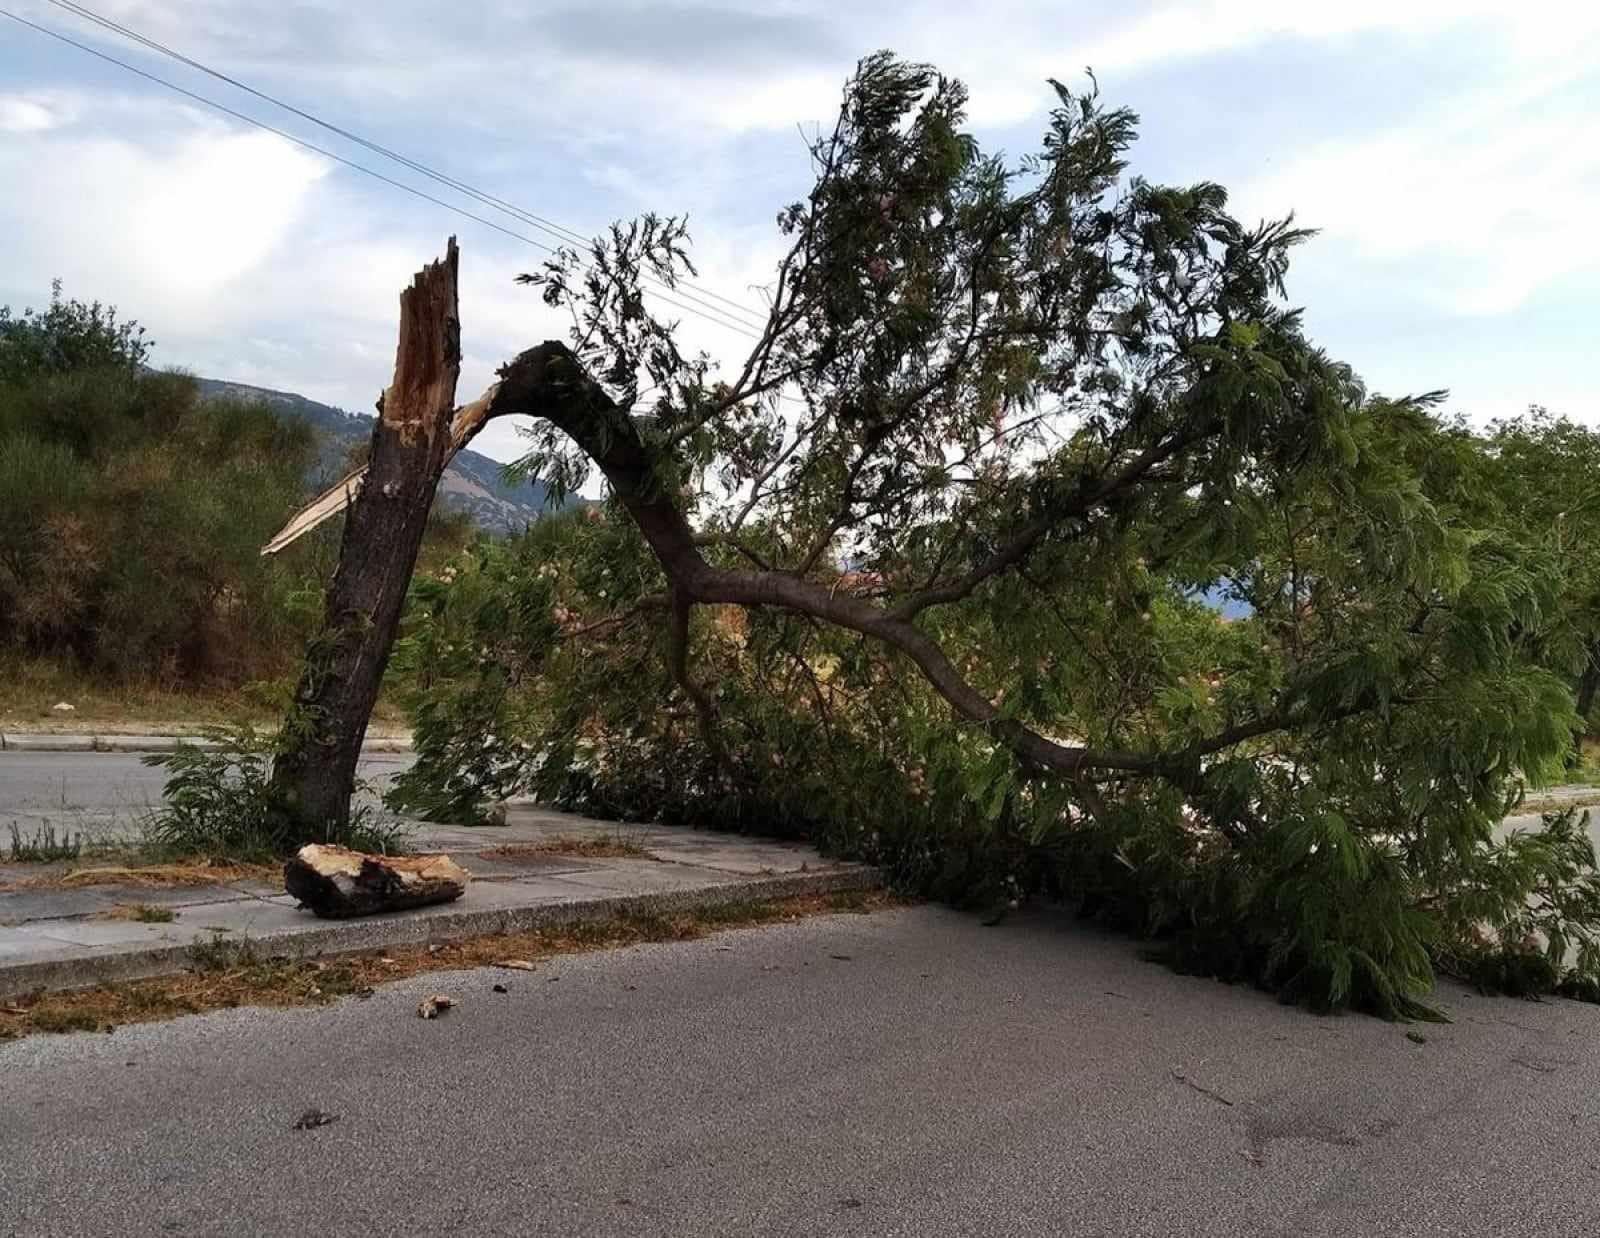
<box><xmin>285</xmin><ymin>844</ymin><xmax>470</xmax><ymax>919</ymax></box>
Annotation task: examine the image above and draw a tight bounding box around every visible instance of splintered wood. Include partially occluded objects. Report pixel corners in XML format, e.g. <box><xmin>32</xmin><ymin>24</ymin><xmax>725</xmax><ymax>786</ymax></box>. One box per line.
<box><xmin>284</xmin><ymin>844</ymin><xmax>469</xmax><ymax>919</ymax></box>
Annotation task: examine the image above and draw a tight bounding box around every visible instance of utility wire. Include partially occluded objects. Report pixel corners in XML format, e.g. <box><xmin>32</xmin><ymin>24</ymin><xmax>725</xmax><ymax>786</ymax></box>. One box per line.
<box><xmin>41</xmin><ymin>0</ymin><xmax>773</xmax><ymax>332</ymax></box>
<box><xmin>1</xmin><ymin>6</ymin><xmax>766</xmax><ymax>341</ymax></box>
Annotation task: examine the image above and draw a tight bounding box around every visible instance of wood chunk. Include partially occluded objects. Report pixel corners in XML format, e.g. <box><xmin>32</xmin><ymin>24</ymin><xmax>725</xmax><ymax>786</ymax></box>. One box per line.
<box><xmin>284</xmin><ymin>844</ymin><xmax>469</xmax><ymax>919</ymax></box>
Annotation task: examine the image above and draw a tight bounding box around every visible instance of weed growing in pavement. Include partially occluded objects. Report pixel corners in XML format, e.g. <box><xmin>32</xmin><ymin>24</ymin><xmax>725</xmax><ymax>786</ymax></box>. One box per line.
<box><xmin>125</xmin><ymin>903</ymin><xmax>176</xmax><ymax>924</ymax></box>
<box><xmin>188</xmin><ymin>929</ymin><xmax>260</xmax><ymax>972</ymax></box>
<box><xmin>6</xmin><ymin>822</ymin><xmax>86</xmax><ymax>863</ymax></box>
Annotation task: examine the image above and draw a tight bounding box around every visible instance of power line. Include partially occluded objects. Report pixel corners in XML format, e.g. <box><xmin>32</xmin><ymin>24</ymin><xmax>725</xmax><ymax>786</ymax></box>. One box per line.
<box><xmin>41</xmin><ymin>0</ymin><xmax>773</xmax><ymax>333</ymax></box>
<box><xmin>0</xmin><ymin>5</ymin><xmax>767</xmax><ymax>341</ymax></box>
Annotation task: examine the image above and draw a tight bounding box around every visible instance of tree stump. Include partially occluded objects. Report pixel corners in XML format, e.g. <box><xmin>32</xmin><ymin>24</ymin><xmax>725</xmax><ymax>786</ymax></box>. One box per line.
<box><xmin>268</xmin><ymin>239</ymin><xmax>463</xmax><ymax>836</ymax></box>
<box><xmin>284</xmin><ymin>844</ymin><xmax>470</xmax><ymax>919</ymax></box>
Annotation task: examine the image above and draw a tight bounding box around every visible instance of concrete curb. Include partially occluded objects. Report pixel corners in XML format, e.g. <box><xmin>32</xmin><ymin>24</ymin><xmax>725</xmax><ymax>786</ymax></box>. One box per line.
<box><xmin>0</xmin><ymin>734</ymin><xmax>413</xmax><ymax>755</ymax></box>
<box><xmin>0</xmin><ymin>866</ymin><xmax>878</xmax><ymax>998</ymax></box>
<box><xmin>0</xmin><ymin>734</ymin><xmax>98</xmax><ymax>752</ymax></box>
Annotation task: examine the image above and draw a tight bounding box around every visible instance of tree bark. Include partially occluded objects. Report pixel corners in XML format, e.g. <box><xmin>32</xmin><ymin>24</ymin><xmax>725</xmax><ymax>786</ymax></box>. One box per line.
<box><xmin>284</xmin><ymin>844</ymin><xmax>469</xmax><ymax>918</ymax></box>
<box><xmin>269</xmin><ymin>239</ymin><xmax>462</xmax><ymax>836</ymax></box>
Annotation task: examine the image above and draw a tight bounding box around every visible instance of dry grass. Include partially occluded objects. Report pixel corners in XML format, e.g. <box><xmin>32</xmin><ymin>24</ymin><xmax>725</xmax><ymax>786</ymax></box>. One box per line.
<box><xmin>0</xmin><ymin>889</ymin><xmax>896</xmax><ymax>1042</ymax></box>
<box><xmin>0</xmin><ymin>655</ymin><xmax>410</xmax><ymax>737</ymax></box>
<box><xmin>0</xmin><ymin>858</ymin><xmax>279</xmax><ymax>894</ymax></box>
<box><xmin>484</xmin><ymin>835</ymin><xmax>653</xmax><ymax>861</ymax></box>
<box><xmin>92</xmin><ymin>903</ymin><xmax>178</xmax><ymax>924</ymax></box>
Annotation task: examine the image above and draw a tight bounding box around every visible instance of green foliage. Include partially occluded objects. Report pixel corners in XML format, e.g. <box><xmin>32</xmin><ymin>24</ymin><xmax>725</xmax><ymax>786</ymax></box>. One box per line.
<box><xmin>0</xmin><ymin>287</ymin><xmax>326</xmax><ymax>682</ymax></box>
<box><xmin>142</xmin><ymin>727</ymin><xmax>410</xmax><ymax>859</ymax></box>
<box><xmin>0</xmin><ymin>280</ymin><xmax>148</xmax><ymax>383</ymax></box>
<box><xmin>387</xmin><ymin>509</ymin><xmax>623</xmax><ymax>823</ymax></box>
<box><xmin>1433</xmin><ymin>408</ymin><xmax>1600</xmax><ymax>748</ymax></box>
<box><xmin>188</xmin><ymin>929</ymin><xmax>261</xmax><ymax>973</ymax></box>
<box><xmin>391</xmin><ymin>56</ymin><xmax>1600</xmax><ymax>1017</ymax></box>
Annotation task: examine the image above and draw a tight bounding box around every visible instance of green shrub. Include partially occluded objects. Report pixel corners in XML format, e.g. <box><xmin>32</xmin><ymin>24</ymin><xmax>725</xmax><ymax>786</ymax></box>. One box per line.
<box><xmin>391</xmin><ymin>506</ymin><xmax>1600</xmax><ymax>1019</ymax></box>
<box><xmin>0</xmin><ymin>286</ymin><xmax>326</xmax><ymax>683</ymax></box>
<box><xmin>142</xmin><ymin>727</ymin><xmax>410</xmax><ymax>860</ymax></box>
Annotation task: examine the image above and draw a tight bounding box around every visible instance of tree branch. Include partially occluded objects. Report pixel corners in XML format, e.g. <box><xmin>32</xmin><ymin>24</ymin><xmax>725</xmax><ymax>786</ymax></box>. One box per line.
<box><xmin>515</xmin><ymin>340</ymin><xmax>1386</xmax><ymax>813</ymax></box>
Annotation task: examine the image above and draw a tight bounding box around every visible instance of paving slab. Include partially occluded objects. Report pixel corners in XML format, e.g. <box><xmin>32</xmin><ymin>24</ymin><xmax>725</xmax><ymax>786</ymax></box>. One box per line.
<box><xmin>13</xmin><ymin>917</ymin><xmax>185</xmax><ymax>950</ymax></box>
<box><xmin>650</xmin><ymin>841</ymin><xmax>819</xmax><ymax>875</ymax></box>
<box><xmin>438</xmin><ymin>851</ymin><xmax>601</xmax><ymax>879</ymax></box>
<box><xmin>0</xmin><ymin>887</ymin><xmax>123</xmax><ymax>925</ymax></box>
<box><xmin>0</xmin><ymin>812</ymin><xmax>878</xmax><ymax>997</ymax></box>
<box><xmin>534</xmin><ymin>861</ymin><xmax>752</xmax><ymax>897</ymax></box>
<box><xmin>95</xmin><ymin>881</ymin><xmax>283</xmax><ymax>908</ymax></box>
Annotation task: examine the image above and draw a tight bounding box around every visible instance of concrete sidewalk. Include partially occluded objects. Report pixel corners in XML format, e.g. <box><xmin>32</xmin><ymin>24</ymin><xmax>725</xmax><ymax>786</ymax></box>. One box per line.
<box><xmin>0</xmin><ymin>805</ymin><xmax>875</xmax><ymax>997</ymax></box>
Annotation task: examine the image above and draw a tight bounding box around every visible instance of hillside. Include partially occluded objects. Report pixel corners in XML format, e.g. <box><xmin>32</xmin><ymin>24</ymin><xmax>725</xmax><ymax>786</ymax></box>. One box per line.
<box><xmin>193</xmin><ymin>376</ymin><xmax>565</xmax><ymax>532</ymax></box>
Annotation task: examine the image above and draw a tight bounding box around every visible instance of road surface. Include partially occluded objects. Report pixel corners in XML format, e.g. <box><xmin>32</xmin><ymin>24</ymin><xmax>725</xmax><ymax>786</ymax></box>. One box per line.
<box><xmin>0</xmin><ymin>751</ymin><xmax>414</xmax><ymax>845</ymax></box>
<box><xmin>2</xmin><ymin>905</ymin><xmax>1596</xmax><ymax>1236</ymax></box>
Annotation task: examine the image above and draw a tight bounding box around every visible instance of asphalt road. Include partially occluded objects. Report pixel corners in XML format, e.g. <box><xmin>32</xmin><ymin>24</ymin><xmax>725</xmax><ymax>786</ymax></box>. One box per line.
<box><xmin>2</xmin><ymin>905</ymin><xmax>1596</xmax><ymax>1237</ymax></box>
<box><xmin>0</xmin><ymin>751</ymin><xmax>414</xmax><ymax>845</ymax></box>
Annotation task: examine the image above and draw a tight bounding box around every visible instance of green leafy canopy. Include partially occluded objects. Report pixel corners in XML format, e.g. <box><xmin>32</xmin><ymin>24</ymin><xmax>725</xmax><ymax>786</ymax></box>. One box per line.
<box><xmin>394</xmin><ymin>54</ymin><xmax>1600</xmax><ymax>1017</ymax></box>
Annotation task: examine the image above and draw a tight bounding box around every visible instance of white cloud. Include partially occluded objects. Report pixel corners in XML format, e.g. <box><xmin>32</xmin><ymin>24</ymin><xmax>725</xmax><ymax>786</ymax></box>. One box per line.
<box><xmin>0</xmin><ymin>113</ymin><xmax>328</xmax><ymax>318</ymax></box>
<box><xmin>1235</xmin><ymin>71</ymin><xmax>1600</xmax><ymax>315</ymax></box>
<box><xmin>5</xmin><ymin>0</ymin><xmax>1596</xmax><ymax>438</ymax></box>
<box><xmin>0</xmin><ymin>94</ymin><xmax>66</xmax><ymax>132</ymax></box>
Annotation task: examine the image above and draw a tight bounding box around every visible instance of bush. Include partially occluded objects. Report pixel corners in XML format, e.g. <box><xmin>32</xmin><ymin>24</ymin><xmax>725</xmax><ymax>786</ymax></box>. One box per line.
<box><xmin>142</xmin><ymin>727</ymin><xmax>410</xmax><ymax>860</ymax></box>
<box><xmin>0</xmin><ymin>285</ymin><xmax>326</xmax><ymax>683</ymax></box>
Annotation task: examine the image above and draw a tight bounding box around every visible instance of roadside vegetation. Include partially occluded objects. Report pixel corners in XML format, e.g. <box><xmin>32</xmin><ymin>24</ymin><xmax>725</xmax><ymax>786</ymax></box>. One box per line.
<box><xmin>0</xmin><ymin>283</ymin><xmax>477</xmax><ymax>727</ymax></box>
<box><xmin>140</xmin><ymin>726</ymin><xmax>410</xmax><ymax>860</ymax></box>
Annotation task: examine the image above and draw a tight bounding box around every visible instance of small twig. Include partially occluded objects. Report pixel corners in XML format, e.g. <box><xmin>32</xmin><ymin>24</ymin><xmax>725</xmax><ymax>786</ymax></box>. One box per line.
<box><xmin>1169</xmin><ymin>1067</ymin><xmax>1234</xmax><ymax>1107</ymax></box>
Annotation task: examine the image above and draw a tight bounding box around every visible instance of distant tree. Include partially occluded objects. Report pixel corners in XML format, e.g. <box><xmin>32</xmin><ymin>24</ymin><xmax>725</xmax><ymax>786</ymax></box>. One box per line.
<box><xmin>0</xmin><ymin>280</ymin><xmax>149</xmax><ymax>383</ymax></box>
<box><xmin>1471</xmin><ymin>410</ymin><xmax>1600</xmax><ymax>745</ymax></box>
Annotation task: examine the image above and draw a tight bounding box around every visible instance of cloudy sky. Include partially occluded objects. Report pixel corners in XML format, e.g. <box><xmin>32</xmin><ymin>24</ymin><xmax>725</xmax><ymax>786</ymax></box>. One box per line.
<box><xmin>2</xmin><ymin>0</ymin><xmax>1595</xmax><ymax>464</ymax></box>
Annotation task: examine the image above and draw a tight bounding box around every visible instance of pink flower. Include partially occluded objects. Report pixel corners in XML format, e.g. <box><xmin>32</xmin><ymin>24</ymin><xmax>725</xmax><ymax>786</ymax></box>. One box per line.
<box><xmin>868</xmin><ymin>257</ymin><xmax>891</xmax><ymax>283</ymax></box>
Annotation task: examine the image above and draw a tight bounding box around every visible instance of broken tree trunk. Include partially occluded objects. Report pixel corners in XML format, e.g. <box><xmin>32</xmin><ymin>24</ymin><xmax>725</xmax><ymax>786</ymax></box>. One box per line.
<box><xmin>268</xmin><ymin>239</ymin><xmax>462</xmax><ymax>836</ymax></box>
<box><xmin>285</xmin><ymin>844</ymin><xmax>469</xmax><ymax>918</ymax></box>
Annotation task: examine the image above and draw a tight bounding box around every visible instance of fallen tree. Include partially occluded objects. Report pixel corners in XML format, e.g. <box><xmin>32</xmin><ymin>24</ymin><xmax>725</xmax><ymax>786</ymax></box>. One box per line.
<box><xmin>277</xmin><ymin>56</ymin><xmax>1600</xmax><ymax>1014</ymax></box>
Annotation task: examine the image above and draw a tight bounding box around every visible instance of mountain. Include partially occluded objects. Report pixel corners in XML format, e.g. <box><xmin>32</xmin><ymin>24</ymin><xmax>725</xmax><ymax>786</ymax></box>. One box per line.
<box><xmin>192</xmin><ymin>376</ymin><xmax>566</xmax><ymax>532</ymax></box>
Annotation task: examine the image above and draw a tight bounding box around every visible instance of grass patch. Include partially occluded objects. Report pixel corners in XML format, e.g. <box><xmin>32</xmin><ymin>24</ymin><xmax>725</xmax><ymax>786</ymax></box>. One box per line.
<box><xmin>94</xmin><ymin>903</ymin><xmax>178</xmax><ymax>924</ymax></box>
<box><xmin>0</xmin><ymin>888</ymin><xmax>898</xmax><ymax>1042</ymax></box>
<box><xmin>188</xmin><ymin>929</ymin><xmax>260</xmax><ymax>972</ymax></box>
<box><xmin>6</xmin><ymin>822</ymin><xmax>87</xmax><ymax>863</ymax></box>
<box><xmin>485</xmin><ymin>834</ymin><xmax>653</xmax><ymax>861</ymax></box>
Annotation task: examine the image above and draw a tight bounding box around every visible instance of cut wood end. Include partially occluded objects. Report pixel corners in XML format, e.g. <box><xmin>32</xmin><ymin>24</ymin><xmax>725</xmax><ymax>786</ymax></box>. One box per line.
<box><xmin>285</xmin><ymin>845</ymin><xmax>470</xmax><ymax>919</ymax></box>
<box><xmin>417</xmin><ymin>994</ymin><xmax>456</xmax><ymax>1019</ymax></box>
